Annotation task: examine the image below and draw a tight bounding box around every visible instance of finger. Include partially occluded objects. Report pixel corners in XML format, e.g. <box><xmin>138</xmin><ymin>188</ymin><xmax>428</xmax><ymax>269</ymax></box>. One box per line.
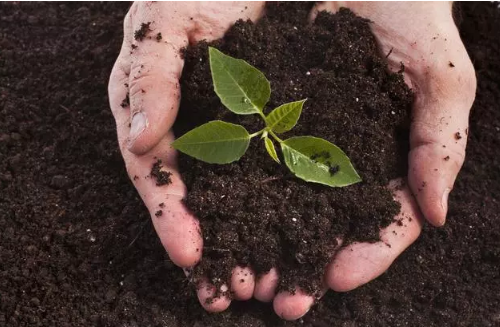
<box><xmin>110</xmin><ymin>13</ymin><xmax>201</xmax><ymax>268</ymax></box>
<box><xmin>308</xmin><ymin>1</ymin><xmax>339</xmax><ymax>22</ymax></box>
<box><xmin>116</xmin><ymin>117</ymin><xmax>203</xmax><ymax>267</ymax></box>
<box><xmin>254</xmin><ymin>268</ymin><xmax>279</xmax><ymax>302</ymax></box>
<box><xmin>271</xmin><ymin>238</ymin><xmax>342</xmax><ymax>320</ymax></box>
<box><xmin>326</xmin><ymin>179</ymin><xmax>424</xmax><ymax>292</ymax></box>
<box><xmin>187</xmin><ymin>2</ymin><xmax>266</xmax><ymax>43</ymax></box>
<box><xmin>109</xmin><ymin>6</ymin><xmax>133</xmax><ymax>118</ymax></box>
<box><xmin>197</xmin><ymin>279</ymin><xmax>231</xmax><ymax>313</ymax></box>
<box><xmin>127</xmin><ymin>7</ymin><xmax>189</xmax><ymax>155</ymax></box>
<box><xmin>409</xmin><ymin>49</ymin><xmax>476</xmax><ymax>226</ymax></box>
<box><xmin>230</xmin><ymin>266</ymin><xmax>255</xmax><ymax>301</ymax></box>
<box><xmin>273</xmin><ymin>287</ymin><xmax>315</xmax><ymax>321</ymax></box>
<box><xmin>130</xmin><ymin>134</ymin><xmax>202</xmax><ymax>267</ymax></box>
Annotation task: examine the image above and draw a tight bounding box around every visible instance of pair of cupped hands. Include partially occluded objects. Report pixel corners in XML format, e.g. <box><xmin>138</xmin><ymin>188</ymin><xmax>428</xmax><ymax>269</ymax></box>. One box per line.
<box><xmin>108</xmin><ymin>1</ymin><xmax>476</xmax><ymax>321</ymax></box>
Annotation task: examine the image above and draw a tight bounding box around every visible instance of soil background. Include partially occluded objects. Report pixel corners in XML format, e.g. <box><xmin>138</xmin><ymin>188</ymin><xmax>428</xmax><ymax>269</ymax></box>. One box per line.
<box><xmin>0</xmin><ymin>2</ymin><xmax>499</xmax><ymax>327</ymax></box>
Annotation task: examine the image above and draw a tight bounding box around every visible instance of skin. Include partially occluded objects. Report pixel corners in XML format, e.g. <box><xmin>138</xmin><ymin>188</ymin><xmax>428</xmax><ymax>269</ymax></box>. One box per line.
<box><xmin>108</xmin><ymin>1</ymin><xmax>476</xmax><ymax>321</ymax></box>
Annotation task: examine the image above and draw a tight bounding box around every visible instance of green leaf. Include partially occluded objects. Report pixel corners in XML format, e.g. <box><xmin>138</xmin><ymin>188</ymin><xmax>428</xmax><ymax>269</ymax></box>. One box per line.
<box><xmin>209</xmin><ymin>47</ymin><xmax>270</xmax><ymax>115</ymax></box>
<box><xmin>264</xmin><ymin>136</ymin><xmax>280</xmax><ymax>163</ymax></box>
<box><xmin>266</xmin><ymin>99</ymin><xmax>306</xmax><ymax>133</ymax></box>
<box><xmin>172</xmin><ymin>121</ymin><xmax>250</xmax><ymax>164</ymax></box>
<box><xmin>281</xmin><ymin>136</ymin><xmax>361</xmax><ymax>187</ymax></box>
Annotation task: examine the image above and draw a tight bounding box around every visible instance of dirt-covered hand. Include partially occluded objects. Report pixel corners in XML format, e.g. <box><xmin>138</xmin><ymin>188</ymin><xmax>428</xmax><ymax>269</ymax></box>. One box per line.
<box><xmin>313</xmin><ymin>1</ymin><xmax>477</xmax><ymax>226</ymax></box>
<box><xmin>108</xmin><ymin>1</ymin><xmax>265</xmax><ymax>313</ymax></box>
<box><xmin>269</xmin><ymin>179</ymin><xmax>424</xmax><ymax>320</ymax></box>
<box><xmin>267</xmin><ymin>1</ymin><xmax>476</xmax><ymax>321</ymax></box>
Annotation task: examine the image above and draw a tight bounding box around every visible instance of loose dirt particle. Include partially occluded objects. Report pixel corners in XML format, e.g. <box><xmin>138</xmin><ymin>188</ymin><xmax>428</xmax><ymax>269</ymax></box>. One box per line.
<box><xmin>444</xmin><ymin>156</ymin><xmax>450</xmax><ymax>161</ymax></box>
<box><xmin>120</xmin><ymin>93</ymin><xmax>130</xmax><ymax>108</ymax></box>
<box><xmin>455</xmin><ymin>132</ymin><xmax>462</xmax><ymax>140</ymax></box>
<box><xmin>150</xmin><ymin>159</ymin><xmax>172</xmax><ymax>186</ymax></box>
<box><xmin>449</xmin><ymin>61</ymin><xmax>455</xmax><ymax>67</ymax></box>
<box><xmin>155</xmin><ymin>210</ymin><xmax>163</xmax><ymax>217</ymax></box>
<box><xmin>156</xmin><ymin>32</ymin><xmax>162</xmax><ymax>41</ymax></box>
<box><xmin>134</xmin><ymin>22</ymin><xmax>151</xmax><ymax>41</ymax></box>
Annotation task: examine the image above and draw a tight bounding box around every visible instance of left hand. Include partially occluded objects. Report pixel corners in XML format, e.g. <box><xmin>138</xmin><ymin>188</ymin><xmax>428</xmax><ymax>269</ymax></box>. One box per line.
<box><xmin>272</xmin><ymin>2</ymin><xmax>476</xmax><ymax>320</ymax></box>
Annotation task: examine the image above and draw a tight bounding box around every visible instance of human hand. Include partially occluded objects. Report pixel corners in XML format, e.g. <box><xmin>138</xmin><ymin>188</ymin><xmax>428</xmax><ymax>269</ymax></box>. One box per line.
<box><xmin>108</xmin><ymin>0</ymin><xmax>267</xmax><ymax>312</ymax></box>
<box><xmin>269</xmin><ymin>1</ymin><xmax>476</xmax><ymax>321</ymax></box>
<box><xmin>312</xmin><ymin>2</ymin><xmax>477</xmax><ymax>227</ymax></box>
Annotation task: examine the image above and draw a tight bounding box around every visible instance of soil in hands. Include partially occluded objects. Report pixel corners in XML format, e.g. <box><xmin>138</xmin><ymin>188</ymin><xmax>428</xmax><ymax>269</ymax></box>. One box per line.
<box><xmin>174</xmin><ymin>4</ymin><xmax>413</xmax><ymax>296</ymax></box>
<box><xmin>2</xmin><ymin>2</ymin><xmax>500</xmax><ymax>327</ymax></box>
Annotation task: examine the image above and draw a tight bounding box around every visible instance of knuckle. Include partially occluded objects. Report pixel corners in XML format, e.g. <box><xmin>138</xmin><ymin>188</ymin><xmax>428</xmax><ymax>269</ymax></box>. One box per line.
<box><xmin>108</xmin><ymin>64</ymin><xmax>130</xmax><ymax>113</ymax></box>
<box><xmin>128</xmin><ymin>59</ymin><xmax>180</xmax><ymax>96</ymax></box>
<box><xmin>460</xmin><ymin>60</ymin><xmax>477</xmax><ymax>99</ymax></box>
<box><xmin>129</xmin><ymin>2</ymin><xmax>140</xmax><ymax>18</ymax></box>
<box><xmin>128</xmin><ymin>59</ymin><xmax>156</xmax><ymax>92</ymax></box>
<box><xmin>430</xmin><ymin>59</ymin><xmax>477</xmax><ymax>102</ymax></box>
<box><xmin>450</xmin><ymin>147</ymin><xmax>466</xmax><ymax>168</ymax></box>
<box><xmin>124</xmin><ymin>3</ymin><xmax>136</xmax><ymax>31</ymax></box>
<box><xmin>119</xmin><ymin>136</ymin><xmax>130</xmax><ymax>155</ymax></box>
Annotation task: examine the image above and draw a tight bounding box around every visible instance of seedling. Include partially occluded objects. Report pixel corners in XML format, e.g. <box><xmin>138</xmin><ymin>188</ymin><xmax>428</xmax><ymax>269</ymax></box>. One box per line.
<box><xmin>172</xmin><ymin>47</ymin><xmax>361</xmax><ymax>188</ymax></box>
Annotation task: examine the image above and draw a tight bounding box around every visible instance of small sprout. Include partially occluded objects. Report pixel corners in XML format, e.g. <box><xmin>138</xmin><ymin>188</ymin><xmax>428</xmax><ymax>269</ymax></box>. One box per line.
<box><xmin>264</xmin><ymin>136</ymin><xmax>280</xmax><ymax>164</ymax></box>
<box><xmin>172</xmin><ymin>48</ymin><xmax>361</xmax><ymax>188</ymax></box>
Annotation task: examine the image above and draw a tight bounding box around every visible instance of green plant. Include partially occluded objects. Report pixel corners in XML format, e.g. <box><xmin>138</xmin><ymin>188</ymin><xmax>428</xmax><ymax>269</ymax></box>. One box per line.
<box><xmin>172</xmin><ymin>47</ymin><xmax>361</xmax><ymax>187</ymax></box>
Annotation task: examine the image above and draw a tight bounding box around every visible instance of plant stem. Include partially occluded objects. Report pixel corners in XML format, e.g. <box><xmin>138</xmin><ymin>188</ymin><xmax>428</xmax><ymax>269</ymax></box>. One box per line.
<box><xmin>249</xmin><ymin>129</ymin><xmax>265</xmax><ymax>139</ymax></box>
<box><xmin>258</xmin><ymin>111</ymin><xmax>267</xmax><ymax>121</ymax></box>
<box><xmin>269</xmin><ymin>130</ymin><xmax>283</xmax><ymax>143</ymax></box>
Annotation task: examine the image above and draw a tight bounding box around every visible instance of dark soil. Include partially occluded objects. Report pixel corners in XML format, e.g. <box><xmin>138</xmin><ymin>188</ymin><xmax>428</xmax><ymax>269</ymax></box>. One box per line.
<box><xmin>150</xmin><ymin>159</ymin><xmax>172</xmax><ymax>186</ymax></box>
<box><xmin>175</xmin><ymin>5</ymin><xmax>412</xmax><ymax>295</ymax></box>
<box><xmin>0</xmin><ymin>2</ymin><xmax>499</xmax><ymax>327</ymax></box>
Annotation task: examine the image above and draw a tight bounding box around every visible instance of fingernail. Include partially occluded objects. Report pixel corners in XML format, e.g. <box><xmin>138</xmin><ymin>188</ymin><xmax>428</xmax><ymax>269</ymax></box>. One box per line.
<box><xmin>129</xmin><ymin>112</ymin><xmax>147</xmax><ymax>143</ymax></box>
<box><xmin>440</xmin><ymin>188</ymin><xmax>451</xmax><ymax>225</ymax></box>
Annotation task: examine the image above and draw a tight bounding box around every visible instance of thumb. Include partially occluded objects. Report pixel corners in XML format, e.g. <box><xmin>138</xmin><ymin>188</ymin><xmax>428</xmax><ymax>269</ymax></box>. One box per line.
<box><xmin>408</xmin><ymin>40</ymin><xmax>476</xmax><ymax>226</ymax></box>
<box><xmin>127</xmin><ymin>21</ymin><xmax>188</xmax><ymax>155</ymax></box>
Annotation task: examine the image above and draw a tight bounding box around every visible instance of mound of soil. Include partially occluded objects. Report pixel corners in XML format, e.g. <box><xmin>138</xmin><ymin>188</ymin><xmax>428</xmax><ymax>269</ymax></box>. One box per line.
<box><xmin>0</xmin><ymin>2</ymin><xmax>499</xmax><ymax>327</ymax></box>
<box><xmin>175</xmin><ymin>4</ymin><xmax>412</xmax><ymax>295</ymax></box>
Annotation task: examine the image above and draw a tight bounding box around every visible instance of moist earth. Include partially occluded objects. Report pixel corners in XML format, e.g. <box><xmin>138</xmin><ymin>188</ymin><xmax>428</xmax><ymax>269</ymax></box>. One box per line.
<box><xmin>0</xmin><ymin>2</ymin><xmax>499</xmax><ymax>327</ymax></box>
<box><xmin>175</xmin><ymin>4</ymin><xmax>412</xmax><ymax>296</ymax></box>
